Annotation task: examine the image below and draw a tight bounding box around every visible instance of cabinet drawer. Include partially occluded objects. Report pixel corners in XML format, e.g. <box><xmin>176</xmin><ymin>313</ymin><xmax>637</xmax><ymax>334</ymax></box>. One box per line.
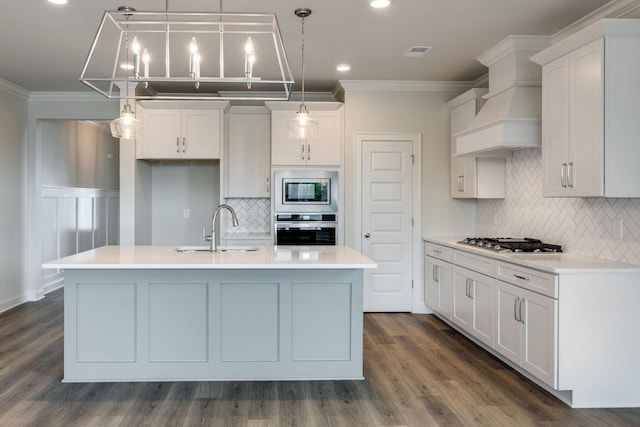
<box><xmin>495</xmin><ymin>261</ymin><xmax>558</xmax><ymax>298</ymax></box>
<box><xmin>424</xmin><ymin>243</ymin><xmax>453</xmax><ymax>262</ymax></box>
<box><xmin>452</xmin><ymin>250</ymin><xmax>494</xmax><ymax>276</ymax></box>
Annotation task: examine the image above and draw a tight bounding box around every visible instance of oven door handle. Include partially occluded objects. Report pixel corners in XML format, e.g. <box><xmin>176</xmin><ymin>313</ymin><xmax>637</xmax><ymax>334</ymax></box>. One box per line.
<box><xmin>275</xmin><ymin>222</ymin><xmax>337</xmax><ymax>230</ymax></box>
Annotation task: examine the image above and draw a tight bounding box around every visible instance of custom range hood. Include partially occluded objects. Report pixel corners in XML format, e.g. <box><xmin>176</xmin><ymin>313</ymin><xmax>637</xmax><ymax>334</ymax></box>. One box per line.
<box><xmin>454</xmin><ymin>36</ymin><xmax>550</xmax><ymax>157</ymax></box>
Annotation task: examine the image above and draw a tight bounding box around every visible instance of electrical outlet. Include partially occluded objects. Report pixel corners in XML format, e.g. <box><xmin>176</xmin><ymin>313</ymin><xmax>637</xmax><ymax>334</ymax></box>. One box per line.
<box><xmin>614</xmin><ymin>219</ymin><xmax>624</xmax><ymax>239</ymax></box>
<box><xmin>183</xmin><ymin>209</ymin><xmax>190</xmax><ymax>219</ymax></box>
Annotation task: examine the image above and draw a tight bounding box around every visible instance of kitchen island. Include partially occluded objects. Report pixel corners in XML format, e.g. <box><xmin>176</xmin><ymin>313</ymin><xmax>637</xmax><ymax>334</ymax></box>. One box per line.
<box><xmin>44</xmin><ymin>245</ymin><xmax>376</xmax><ymax>383</ymax></box>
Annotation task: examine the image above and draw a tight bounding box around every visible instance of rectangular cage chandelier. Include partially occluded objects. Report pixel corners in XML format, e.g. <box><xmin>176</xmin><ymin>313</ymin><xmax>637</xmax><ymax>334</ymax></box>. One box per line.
<box><xmin>79</xmin><ymin>9</ymin><xmax>294</xmax><ymax>101</ymax></box>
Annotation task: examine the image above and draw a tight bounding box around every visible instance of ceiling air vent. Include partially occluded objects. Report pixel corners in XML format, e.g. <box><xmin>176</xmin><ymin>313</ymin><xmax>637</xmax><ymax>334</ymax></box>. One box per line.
<box><xmin>403</xmin><ymin>46</ymin><xmax>432</xmax><ymax>58</ymax></box>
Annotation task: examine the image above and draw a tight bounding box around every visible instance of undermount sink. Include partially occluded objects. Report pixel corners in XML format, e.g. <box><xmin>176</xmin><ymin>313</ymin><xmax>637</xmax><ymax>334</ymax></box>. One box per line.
<box><xmin>175</xmin><ymin>246</ymin><xmax>259</xmax><ymax>253</ymax></box>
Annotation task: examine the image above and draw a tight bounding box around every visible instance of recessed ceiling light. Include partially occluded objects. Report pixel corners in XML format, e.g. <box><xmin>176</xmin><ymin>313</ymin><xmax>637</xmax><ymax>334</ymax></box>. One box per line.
<box><xmin>370</xmin><ymin>0</ymin><xmax>391</xmax><ymax>9</ymax></box>
<box><xmin>48</xmin><ymin>0</ymin><xmax>68</xmax><ymax>4</ymax></box>
<box><xmin>336</xmin><ymin>64</ymin><xmax>351</xmax><ymax>72</ymax></box>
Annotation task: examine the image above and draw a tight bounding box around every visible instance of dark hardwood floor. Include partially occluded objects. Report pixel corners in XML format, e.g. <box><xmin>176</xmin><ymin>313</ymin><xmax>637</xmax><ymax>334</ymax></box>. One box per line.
<box><xmin>1</xmin><ymin>288</ymin><xmax>639</xmax><ymax>426</ymax></box>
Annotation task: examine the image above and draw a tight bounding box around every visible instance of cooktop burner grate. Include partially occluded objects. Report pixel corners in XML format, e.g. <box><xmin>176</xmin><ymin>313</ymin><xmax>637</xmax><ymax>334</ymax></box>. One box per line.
<box><xmin>458</xmin><ymin>237</ymin><xmax>562</xmax><ymax>253</ymax></box>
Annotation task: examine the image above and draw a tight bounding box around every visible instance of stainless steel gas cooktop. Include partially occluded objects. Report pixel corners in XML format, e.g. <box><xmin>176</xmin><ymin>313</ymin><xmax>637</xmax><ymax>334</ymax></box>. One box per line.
<box><xmin>457</xmin><ymin>237</ymin><xmax>562</xmax><ymax>254</ymax></box>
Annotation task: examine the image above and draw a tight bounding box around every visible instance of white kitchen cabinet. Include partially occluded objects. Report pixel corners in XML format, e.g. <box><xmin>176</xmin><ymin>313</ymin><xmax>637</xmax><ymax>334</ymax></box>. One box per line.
<box><xmin>452</xmin><ymin>266</ymin><xmax>494</xmax><ymax>348</ymax></box>
<box><xmin>532</xmin><ymin>19</ymin><xmax>640</xmax><ymax>197</ymax></box>
<box><xmin>447</xmin><ymin>89</ymin><xmax>505</xmax><ymax>199</ymax></box>
<box><xmin>495</xmin><ymin>280</ymin><xmax>557</xmax><ymax>388</ymax></box>
<box><xmin>424</xmin><ymin>237</ymin><xmax>640</xmax><ymax>408</ymax></box>
<box><xmin>267</xmin><ymin>102</ymin><xmax>344</xmax><ymax>166</ymax></box>
<box><xmin>137</xmin><ymin>101</ymin><xmax>229</xmax><ymax>160</ymax></box>
<box><xmin>424</xmin><ymin>256</ymin><xmax>453</xmax><ymax>319</ymax></box>
<box><xmin>225</xmin><ymin>107</ymin><xmax>271</xmax><ymax>198</ymax></box>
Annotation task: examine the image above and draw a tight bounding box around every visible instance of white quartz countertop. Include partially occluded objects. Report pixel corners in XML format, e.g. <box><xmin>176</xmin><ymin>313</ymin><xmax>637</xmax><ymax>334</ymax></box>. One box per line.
<box><xmin>43</xmin><ymin>245</ymin><xmax>377</xmax><ymax>270</ymax></box>
<box><xmin>424</xmin><ymin>237</ymin><xmax>640</xmax><ymax>274</ymax></box>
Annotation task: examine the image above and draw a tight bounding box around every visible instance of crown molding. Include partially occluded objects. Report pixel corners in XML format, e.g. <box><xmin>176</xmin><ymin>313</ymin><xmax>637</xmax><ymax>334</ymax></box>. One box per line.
<box><xmin>553</xmin><ymin>0</ymin><xmax>640</xmax><ymax>43</ymax></box>
<box><xmin>476</xmin><ymin>35</ymin><xmax>552</xmax><ymax>67</ymax></box>
<box><xmin>0</xmin><ymin>77</ymin><xmax>30</xmax><ymax>100</ymax></box>
<box><xmin>337</xmin><ymin>80</ymin><xmax>478</xmax><ymax>93</ymax></box>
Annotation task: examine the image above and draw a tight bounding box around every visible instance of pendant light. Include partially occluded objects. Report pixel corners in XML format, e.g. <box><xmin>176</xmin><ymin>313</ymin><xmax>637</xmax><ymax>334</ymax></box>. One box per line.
<box><xmin>110</xmin><ymin>7</ymin><xmax>143</xmax><ymax>139</ymax></box>
<box><xmin>288</xmin><ymin>8</ymin><xmax>318</xmax><ymax>139</ymax></box>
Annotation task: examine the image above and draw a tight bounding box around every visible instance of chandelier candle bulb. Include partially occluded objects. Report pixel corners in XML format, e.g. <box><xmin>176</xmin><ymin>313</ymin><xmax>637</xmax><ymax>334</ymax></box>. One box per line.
<box><xmin>245</xmin><ymin>37</ymin><xmax>255</xmax><ymax>78</ymax></box>
<box><xmin>142</xmin><ymin>48</ymin><xmax>150</xmax><ymax>78</ymax></box>
<box><xmin>189</xmin><ymin>37</ymin><xmax>199</xmax><ymax>79</ymax></box>
<box><xmin>131</xmin><ymin>36</ymin><xmax>141</xmax><ymax>78</ymax></box>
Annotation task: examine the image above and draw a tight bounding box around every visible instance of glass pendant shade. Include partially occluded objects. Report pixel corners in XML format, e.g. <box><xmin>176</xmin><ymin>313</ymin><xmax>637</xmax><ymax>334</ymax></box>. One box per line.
<box><xmin>110</xmin><ymin>104</ymin><xmax>143</xmax><ymax>139</ymax></box>
<box><xmin>288</xmin><ymin>105</ymin><xmax>319</xmax><ymax>139</ymax></box>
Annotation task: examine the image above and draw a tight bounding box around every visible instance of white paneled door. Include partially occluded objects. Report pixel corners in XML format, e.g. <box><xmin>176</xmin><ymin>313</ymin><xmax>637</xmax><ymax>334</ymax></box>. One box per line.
<box><xmin>361</xmin><ymin>136</ymin><xmax>415</xmax><ymax>312</ymax></box>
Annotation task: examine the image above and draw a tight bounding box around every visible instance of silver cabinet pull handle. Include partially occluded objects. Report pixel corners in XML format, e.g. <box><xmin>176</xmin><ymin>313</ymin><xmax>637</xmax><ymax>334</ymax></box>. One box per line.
<box><xmin>364</xmin><ymin>232</ymin><xmax>371</xmax><ymax>238</ymax></box>
<box><xmin>432</xmin><ymin>265</ymin><xmax>437</xmax><ymax>282</ymax></box>
<box><xmin>567</xmin><ymin>162</ymin><xmax>574</xmax><ymax>188</ymax></box>
<box><xmin>433</xmin><ymin>249</ymin><xmax>441</xmax><ymax>254</ymax></box>
<box><xmin>266</xmin><ymin>177</ymin><xmax>270</xmax><ymax>193</ymax></box>
<box><xmin>301</xmin><ymin>144</ymin><xmax>305</xmax><ymax>160</ymax></box>
<box><xmin>307</xmin><ymin>143</ymin><xmax>311</xmax><ymax>161</ymax></box>
<box><xmin>561</xmin><ymin>163</ymin><xmax>567</xmax><ymax>187</ymax></box>
<box><xmin>182</xmin><ymin>137</ymin><xmax>186</xmax><ymax>153</ymax></box>
<box><xmin>176</xmin><ymin>137</ymin><xmax>180</xmax><ymax>153</ymax></box>
<box><xmin>514</xmin><ymin>274</ymin><xmax>530</xmax><ymax>281</ymax></box>
<box><xmin>514</xmin><ymin>297</ymin><xmax>519</xmax><ymax>322</ymax></box>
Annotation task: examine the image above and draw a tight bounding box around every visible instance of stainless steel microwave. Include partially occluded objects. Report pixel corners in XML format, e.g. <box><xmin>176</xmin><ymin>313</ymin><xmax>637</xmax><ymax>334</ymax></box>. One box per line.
<box><xmin>274</xmin><ymin>170</ymin><xmax>338</xmax><ymax>213</ymax></box>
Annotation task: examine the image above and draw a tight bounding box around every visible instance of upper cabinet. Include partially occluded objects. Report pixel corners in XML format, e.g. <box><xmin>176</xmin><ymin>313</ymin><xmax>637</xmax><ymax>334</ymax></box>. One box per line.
<box><xmin>224</xmin><ymin>106</ymin><xmax>271</xmax><ymax>198</ymax></box>
<box><xmin>447</xmin><ymin>89</ymin><xmax>506</xmax><ymax>199</ymax></box>
<box><xmin>137</xmin><ymin>101</ymin><xmax>229</xmax><ymax>160</ymax></box>
<box><xmin>267</xmin><ymin>102</ymin><xmax>344</xmax><ymax>166</ymax></box>
<box><xmin>531</xmin><ymin>19</ymin><xmax>640</xmax><ymax>198</ymax></box>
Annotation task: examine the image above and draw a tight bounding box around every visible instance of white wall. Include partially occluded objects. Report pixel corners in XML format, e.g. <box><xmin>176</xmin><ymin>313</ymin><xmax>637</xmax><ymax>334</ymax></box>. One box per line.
<box><xmin>26</xmin><ymin>93</ymin><xmax>119</xmax><ymax>301</ymax></box>
<box><xmin>0</xmin><ymin>80</ymin><xmax>29</xmax><ymax>312</ymax></box>
<box><xmin>39</xmin><ymin>120</ymin><xmax>120</xmax><ymax>294</ymax></box>
<box><xmin>340</xmin><ymin>83</ymin><xmax>477</xmax><ymax>249</ymax></box>
<box><xmin>40</xmin><ymin>120</ymin><xmax>119</xmax><ymax>189</ymax></box>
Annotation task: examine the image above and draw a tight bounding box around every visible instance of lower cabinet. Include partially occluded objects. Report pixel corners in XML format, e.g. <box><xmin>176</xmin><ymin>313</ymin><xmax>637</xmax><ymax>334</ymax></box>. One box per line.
<box><xmin>452</xmin><ymin>266</ymin><xmax>494</xmax><ymax>347</ymax></box>
<box><xmin>495</xmin><ymin>281</ymin><xmax>557</xmax><ymax>387</ymax></box>
<box><xmin>424</xmin><ymin>256</ymin><xmax>453</xmax><ymax>319</ymax></box>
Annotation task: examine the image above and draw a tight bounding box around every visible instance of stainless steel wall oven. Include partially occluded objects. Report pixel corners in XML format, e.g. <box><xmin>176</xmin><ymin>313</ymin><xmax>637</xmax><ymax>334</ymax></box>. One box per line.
<box><xmin>274</xmin><ymin>171</ymin><xmax>338</xmax><ymax>245</ymax></box>
<box><xmin>275</xmin><ymin>213</ymin><xmax>337</xmax><ymax>246</ymax></box>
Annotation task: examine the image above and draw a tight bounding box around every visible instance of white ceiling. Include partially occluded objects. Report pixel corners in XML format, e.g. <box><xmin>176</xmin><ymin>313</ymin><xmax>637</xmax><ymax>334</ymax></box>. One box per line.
<box><xmin>1</xmin><ymin>0</ymin><xmax>634</xmax><ymax>94</ymax></box>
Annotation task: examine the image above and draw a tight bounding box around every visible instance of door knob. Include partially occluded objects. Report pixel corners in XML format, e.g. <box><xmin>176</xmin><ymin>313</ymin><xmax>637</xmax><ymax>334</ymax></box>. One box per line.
<box><xmin>364</xmin><ymin>233</ymin><xmax>371</xmax><ymax>238</ymax></box>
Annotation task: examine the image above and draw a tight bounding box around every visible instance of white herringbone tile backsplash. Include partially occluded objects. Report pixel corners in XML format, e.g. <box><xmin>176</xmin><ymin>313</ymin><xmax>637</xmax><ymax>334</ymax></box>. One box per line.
<box><xmin>223</xmin><ymin>198</ymin><xmax>271</xmax><ymax>235</ymax></box>
<box><xmin>476</xmin><ymin>148</ymin><xmax>640</xmax><ymax>265</ymax></box>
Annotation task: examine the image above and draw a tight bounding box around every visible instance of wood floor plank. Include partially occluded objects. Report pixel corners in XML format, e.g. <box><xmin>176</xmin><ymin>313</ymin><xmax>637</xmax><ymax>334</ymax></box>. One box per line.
<box><xmin>1</xmin><ymin>289</ymin><xmax>640</xmax><ymax>427</ymax></box>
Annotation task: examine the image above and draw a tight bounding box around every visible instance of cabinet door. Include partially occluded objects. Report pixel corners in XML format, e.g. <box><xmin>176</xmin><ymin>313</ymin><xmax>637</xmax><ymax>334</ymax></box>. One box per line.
<box><xmin>470</xmin><ymin>273</ymin><xmax>494</xmax><ymax>347</ymax></box>
<box><xmin>452</xmin><ymin>268</ymin><xmax>473</xmax><ymax>330</ymax></box>
<box><xmin>495</xmin><ymin>282</ymin><xmax>522</xmax><ymax>365</ymax></box>
<box><xmin>450</xmin><ymin>157</ymin><xmax>477</xmax><ymax>198</ymax></box>
<box><xmin>140</xmin><ymin>109</ymin><xmax>182</xmax><ymax>159</ymax></box>
<box><xmin>424</xmin><ymin>257</ymin><xmax>440</xmax><ymax>310</ymax></box>
<box><xmin>424</xmin><ymin>257</ymin><xmax>453</xmax><ymax>319</ymax></box>
<box><xmin>306</xmin><ymin>111</ymin><xmax>341</xmax><ymax>166</ymax></box>
<box><xmin>568</xmin><ymin>39</ymin><xmax>604</xmax><ymax>197</ymax></box>
<box><xmin>541</xmin><ymin>55</ymin><xmax>570</xmax><ymax>196</ymax></box>
<box><xmin>226</xmin><ymin>112</ymin><xmax>270</xmax><ymax>197</ymax></box>
<box><xmin>521</xmin><ymin>288</ymin><xmax>557</xmax><ymax>388</ymax></box>
<box><xmin>271</xmin><ymin>110</ymin><xmax>305</xmax><ymax>165</ymax></box>
<box><xmin>181</xmin><ymin>110</ymin><xmax>221</xmax><ymax>159</ymax></box>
